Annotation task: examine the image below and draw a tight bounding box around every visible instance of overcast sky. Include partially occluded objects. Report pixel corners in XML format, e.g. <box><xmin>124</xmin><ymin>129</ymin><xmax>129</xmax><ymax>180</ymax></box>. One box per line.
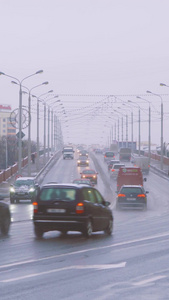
<box><xmin>1</xmin><ymin>0</ymin><xmax>169</xmax><ymax>146</ymax></box>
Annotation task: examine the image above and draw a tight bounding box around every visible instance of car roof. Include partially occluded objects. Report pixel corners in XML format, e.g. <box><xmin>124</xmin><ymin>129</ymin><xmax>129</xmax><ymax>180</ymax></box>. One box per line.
<box><xmin>41</xmin><ymin>183</ymin><xmax>93</xmax><ymax>189</ymax></box>
<box><xmin>120</xmin><ymin>185</ymin><xmax>143</xmax><ymax>188</ymax></box>
<box><xmin>82</xmin><ymin>169</ymin><xmax>96</xmax><ymax>172</ymax></box>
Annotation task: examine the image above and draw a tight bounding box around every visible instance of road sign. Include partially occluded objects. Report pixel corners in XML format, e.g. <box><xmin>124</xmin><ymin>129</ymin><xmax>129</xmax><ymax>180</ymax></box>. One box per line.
<box><xmin>16</xmin><ymin>131</ymin><xmax>25</xmax><ymax>139</ymax></box>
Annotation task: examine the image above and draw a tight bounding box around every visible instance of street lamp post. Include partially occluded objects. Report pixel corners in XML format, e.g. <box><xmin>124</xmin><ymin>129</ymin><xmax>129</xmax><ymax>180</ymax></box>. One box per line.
<box><xmin>0</xmin><ymin>70</ymin><xmax>43</xmax><ymax>175</ymax></box>
<box><xmin>33</xmin><ymin>90</ymin><xmax>53</xmax><ymax>171</ymax></box>
<box><xmin>128</xmin><ymin>100</ymin><xmax>141</xmax><ymax>156</ymax></box>
<box><xmin>146</xmin><ymin>90</ymin><xmax>163</xmax><ymax>170</ymax></box>
<box><xmin>12</xmin><ymin>81</ymin><xmax>48</xmax><ymax>176</ymax></box>
<box><xmin>137</xmin><ymin>96</ymin><xmax>151</xmax><ymax>163</ymax></box>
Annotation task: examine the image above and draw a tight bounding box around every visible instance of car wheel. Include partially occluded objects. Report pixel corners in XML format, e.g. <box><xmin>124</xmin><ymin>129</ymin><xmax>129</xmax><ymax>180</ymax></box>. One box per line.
<box><xmin>104</xmin><ymin>218</ymin><xmax>113</xmax><ymax>235</ymax></box>
<box><xmin>60</xmin><ymin>230</ymin><xmax>67</xmax><ymax>236</ymax></box>
<box><xmin>83</xmin><ymin>219</ymin><xmax>93</xmax><ymax>238</ymax></box>
<box><xmin>34</xmin><ymin>226</ymin><xmax>44</xmax><ymax>239</ymax></box>
<box><xmin>1</xmin><ymin>213</ymin><xmax>10</xmax><ymax>236</ymax></box>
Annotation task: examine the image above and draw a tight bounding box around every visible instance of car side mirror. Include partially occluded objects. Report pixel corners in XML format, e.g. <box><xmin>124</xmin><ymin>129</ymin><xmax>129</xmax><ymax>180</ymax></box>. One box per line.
<box><xmin>144</xmin><ymin>178</ymin><xmax>147</xmax><ymax>182</ymax></box>
<box><xmin>104</xmin><ymin>201</ymin><xmax>110</xmax><ymax>206</ymax></box>
<box><xmin>146</xmin><ymin>191</ymin><xmax>149</xmax><ymax>194</ymax></box>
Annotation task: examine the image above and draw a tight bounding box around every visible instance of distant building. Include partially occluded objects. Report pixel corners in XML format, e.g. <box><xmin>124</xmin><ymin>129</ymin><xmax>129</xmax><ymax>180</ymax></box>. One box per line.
<box><xmin>0</xmin><ymin>104</ymin><xmax>16</xmax><ymax>137</ymax></box>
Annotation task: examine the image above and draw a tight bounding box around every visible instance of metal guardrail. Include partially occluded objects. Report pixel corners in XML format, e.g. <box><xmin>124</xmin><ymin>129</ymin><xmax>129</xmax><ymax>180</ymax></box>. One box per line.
<box><xmin>35</xmin><ymin>151</ymin><xmax>61</xmax><ymax>185</ymax></box>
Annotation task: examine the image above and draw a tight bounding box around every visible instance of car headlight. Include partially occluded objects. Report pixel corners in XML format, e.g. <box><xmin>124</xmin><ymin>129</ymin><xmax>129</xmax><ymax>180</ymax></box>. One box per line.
<box><xmin>86</xmin><ymin>160</ymin><xmax>89</xmax><ymax>163</ymax></box>
<box><xmin>10</xmin><ymin>187</ymin><xmax>15</xmax><ymax>193</ymax></box>
<box><xmin>29</xmin><ymin>187</ymin><xmax>35</xmax><ymax>192</ymax></box>
<box><xmin>82</xmin><ymin>175</ymin><xmax>86</xmax><ymax>178</ymax></box>
<box><xmin>93</xmin><ymin>175</ymin><xmax>96</xmax><ymax>178</ymax></box>
<box><xmin>78</xmin><ymin>160</ymin><xmax>80</xmax><ymax>163</ymax></box>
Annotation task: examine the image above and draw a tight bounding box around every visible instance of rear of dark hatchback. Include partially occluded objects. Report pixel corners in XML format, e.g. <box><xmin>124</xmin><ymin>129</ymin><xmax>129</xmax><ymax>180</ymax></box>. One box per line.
<box><xmin>33</xmin><ymin>184</ymin><xmax>113</xmax><ymax>238</ymax></box>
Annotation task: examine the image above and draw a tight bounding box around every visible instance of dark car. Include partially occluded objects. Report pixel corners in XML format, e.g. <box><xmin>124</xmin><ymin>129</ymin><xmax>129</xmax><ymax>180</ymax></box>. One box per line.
<box><xmin>0</xmin><ymin>201</ymin><xmax>11</xmax><ymax>236</ymax></box>
<box><xmin>116</xmin><ymin>185</ymin><xmax>148</xmax><ymax>210</ymax></box>
<box><xmin>72</xmin><ymin>179</ymin><xmax>92</xmax><ymax>186</ymax></box>
<box><xmin>80</xmin><ymin>169</ymin><xmax>98</xmax><ymax>184</ymax></box>
<box><xmin>108</xmin><ymin>159</ymin><xmax>120</xmax><ymax>171</ymax></box>
<box><xmin>33</xmin><ymin>183</ymin><xmax>113</xmax><ymax>238</ymax></box>
<box><xmin>77</xmin><ymin>156</ymin><xmax>89</xmax><ymax>166</ymax></box>
<box><xmin>10</xmin><ymin>177</ymin><xmax>39</xmax><ymax>204</ymax></box>
<box><xmin>79</xmin><ymin>150</ymin><xmax>89</xmax><ymax>157</ymax></box>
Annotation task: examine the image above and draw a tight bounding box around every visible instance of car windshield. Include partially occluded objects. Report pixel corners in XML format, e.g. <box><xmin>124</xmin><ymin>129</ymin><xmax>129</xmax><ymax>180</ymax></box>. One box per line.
<box><xmin>39</xmin><ymin>188</ymin><xmax>76</xmax><ymax>201</ymax></box>
<box><xmin>121</xmin><ymin>187</ymin><xmax>143</xmax><ymax>194</ymax></box>
<box><xmin>83</xmin><ymin>170</ymin><xmax>95</xmax><ymax>174</ymax></box>
<box><xmin>14</xmin><ymin>180</ymin><xmax>34</xmax><ymax>186</ymax></box>
<box><xmin>79</xmin><ymin>156</ymin><xmax>87</xmax><ymax>160</ymax></box>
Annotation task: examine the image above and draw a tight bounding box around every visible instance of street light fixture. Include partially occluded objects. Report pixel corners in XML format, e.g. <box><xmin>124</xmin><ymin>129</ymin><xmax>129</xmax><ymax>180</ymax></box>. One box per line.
<box><xmin>0</xmin><ymin>70</ymin><xmax>43</xmax><ymax>174</ymax></box>
<box><xmin>160</xmin><ymin>83</ymin><xmax>169</xmax><ymax>87</ymax></box>
<box><xmin>146</xmin><ymin>90</ymin><xmax>163</xmax><ymax>170</ymax></box>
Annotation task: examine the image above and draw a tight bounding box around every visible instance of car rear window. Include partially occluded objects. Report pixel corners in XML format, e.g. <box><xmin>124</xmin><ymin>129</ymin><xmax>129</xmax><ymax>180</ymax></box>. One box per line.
<box><xmin>113</xmin><ymin>164</ymin><xmax>125</xmax><ymax>169</ymax></box>
<box><xmin>105</xmin><ymin>152</ymin><xmax>114</xmax><ymax>157</ymax></box>
<box><xmin>121</xmin><ymin>187</ymin><xmax>143</xmax><ymax>194</ymax></box>
<box><xmin>39</xmin><ymin>188</ymin><xmax>76</xmax><ymax>201</ymax></box>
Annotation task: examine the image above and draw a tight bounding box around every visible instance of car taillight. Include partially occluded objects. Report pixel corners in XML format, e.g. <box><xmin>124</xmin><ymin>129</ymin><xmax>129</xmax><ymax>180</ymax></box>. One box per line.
<box><xmin>118</xmin><ymin>194</ymin><xmax>126</xmax><ymax>197</ymax></box>
<box><xmin>104</xmin><ymin>155</ymin><xmax>106</xmax><ymax>158</ymax></box>
<box><xmin>137</xmin><ymin>194</ymin><xmax>146</xmax><ymax>197</ymax></box>
<box><xmin>76</xmin><ymin>203</ymin><xmax>84</xmax><ymax>214</ymax></box>
<box><xmin>111</xmin><ymin>169</ymin><xmax>115</xmax><ymax>172</ymax></box>
<box><xmin>33</xmin><ymin>202</ymin><xmax>38</xmax><ymax>213</ymax></box>
<box><xmin>93</xmin><ymin>175</ymin><xmax>96</xmax><ymax>178</ymax></box>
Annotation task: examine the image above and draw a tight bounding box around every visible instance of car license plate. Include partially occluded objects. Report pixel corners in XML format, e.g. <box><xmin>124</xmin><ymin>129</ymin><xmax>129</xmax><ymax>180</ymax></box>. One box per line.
<box><xmin>47</xmin><ymin>208</ymin><xmax>66</xmax><ymax>213</ymax></box>
<box><xmin>127</xmin><ymin>198</ymin><xmax>136</xmax><ymax>201</ymax></box>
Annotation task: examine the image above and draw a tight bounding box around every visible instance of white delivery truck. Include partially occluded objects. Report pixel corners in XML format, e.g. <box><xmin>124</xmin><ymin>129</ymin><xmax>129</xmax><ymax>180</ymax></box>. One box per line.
<box><xmin>62</xmin><ymin>147</ymin><xmax>74</xmax><ymax>159</ymax></box>
<box><xmin>133</xmin><ymin>156</ymin><xmax>150</xmax><ymax>174</ymax></box>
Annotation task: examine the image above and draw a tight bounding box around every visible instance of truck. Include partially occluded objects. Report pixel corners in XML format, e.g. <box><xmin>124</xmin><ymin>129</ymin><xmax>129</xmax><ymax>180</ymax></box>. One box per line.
<box><xmin>62</xmin><ymin>147</ymin><xmax>74</xmax><ymax>159</ymax></box>
<box><xmin>119</xmin><ymin>147</ymin><xmax>131</xmax><ymax>161</ymax></box>
<box><xmin>133</xmin><ymin>156</ymin><xmax>150</xmax><ymax>174</ymax></box>
<box><xmin>117</xmin><ymin>166</ymin><xmax>146</xmax><ymax>191</ymax></box>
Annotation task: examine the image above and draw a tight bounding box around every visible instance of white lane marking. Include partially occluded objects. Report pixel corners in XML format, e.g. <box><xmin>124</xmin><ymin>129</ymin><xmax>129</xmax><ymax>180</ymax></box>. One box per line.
<box><xmin>0</xmin><ymin>263</ymin><xmax>126</xmax><ymax>283</ymax></box>
<box><xmin>133</xmin><ymin>275</ymin><xmax>166</xmax><ymax>286</ymax></box>
<box><xmin>1</xmin><ymin>231</ymin><xmax>169</xmax><ymax>270</ymax></box>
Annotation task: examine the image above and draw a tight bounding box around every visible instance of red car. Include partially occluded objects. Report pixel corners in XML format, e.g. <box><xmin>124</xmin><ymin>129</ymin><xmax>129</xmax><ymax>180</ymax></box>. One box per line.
<box><xmin>80</xmin><ymin>169</ymin><xmax>98</xmax><ymax>184</ymax></box>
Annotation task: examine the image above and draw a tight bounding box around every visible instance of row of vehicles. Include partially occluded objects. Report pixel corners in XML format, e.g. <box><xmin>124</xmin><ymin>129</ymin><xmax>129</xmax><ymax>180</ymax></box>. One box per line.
<box><xmin>104</xmin><ymin>148</ymin><xmax>148</xmax><ymax>210</ymax></box>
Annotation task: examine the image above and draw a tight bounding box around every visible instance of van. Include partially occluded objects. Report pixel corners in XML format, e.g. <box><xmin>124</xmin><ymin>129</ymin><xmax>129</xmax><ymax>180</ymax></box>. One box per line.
<box><xmin>117</xmin><ymin>167</ymin><xmax>146</xmax><ymax>191</ymax></box>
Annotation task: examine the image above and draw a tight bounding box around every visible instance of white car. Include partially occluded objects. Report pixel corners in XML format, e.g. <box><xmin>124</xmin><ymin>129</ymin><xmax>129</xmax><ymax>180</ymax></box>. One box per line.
<box><xmin>110</xmin><ymin>164</ymin><xmax>125</xmax><ymax>179</ymax></box>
